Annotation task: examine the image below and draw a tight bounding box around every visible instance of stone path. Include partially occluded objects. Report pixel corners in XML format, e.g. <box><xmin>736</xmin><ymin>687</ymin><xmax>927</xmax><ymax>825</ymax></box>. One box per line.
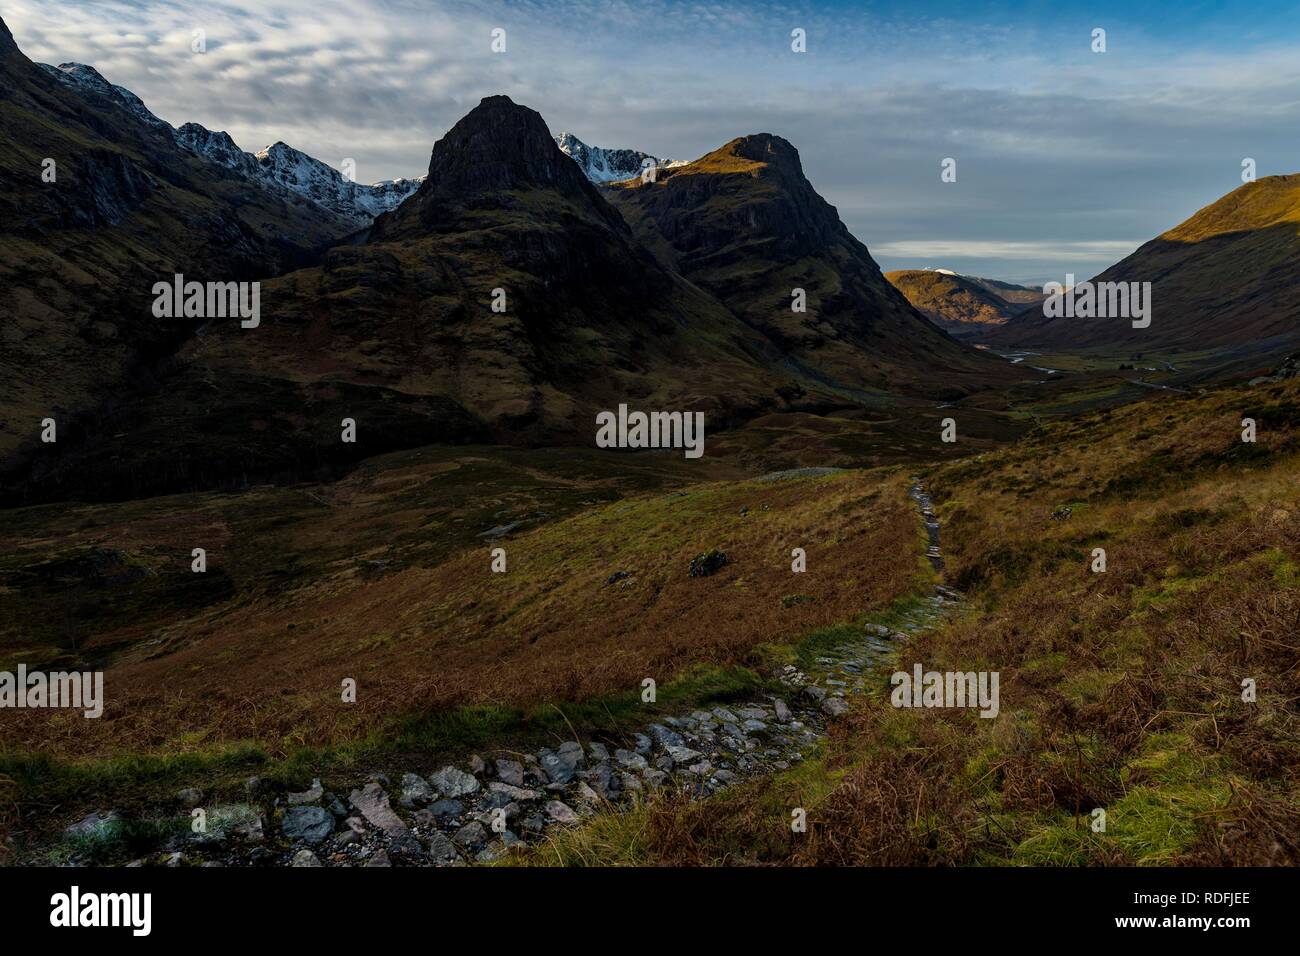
<box><xmin>56</xmin><ymin>477</ymin><xmax>961</xmax><ymax>867</ymax></box>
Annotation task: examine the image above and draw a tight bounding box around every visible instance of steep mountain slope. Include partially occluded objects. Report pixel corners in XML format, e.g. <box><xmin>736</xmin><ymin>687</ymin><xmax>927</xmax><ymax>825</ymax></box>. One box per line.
<box><xmin>885</xmin><ymin>269</ymin><xmax>1017</xmax><ymax>336</ymax></box>
<box><xmin>554</xmin><ymin>131</ymin><xmax>682</xmax><ymax>183</ymax></box>
<box><xmin>10</xmin><ymin>96</ymin><xmax>802</xmax><ymax>502</ymax></box>
<box><xmin>41</xmin><ymin>60</ymin><xmax>422</xmax><ymax>226</ymax></box>
<box><xmin>604</xmin><ymin>135</ymin><xmax>1023</xmax><ymax>398</ymax></box>
<box><xmin>0</xmin><ymin>16</ymin><xmax>358</xmax><ymax>492</ymax></box>
<box><xmin>989</xmin><ymin>175</ymin><xmax>1300</xmax><ymax>360</ymax></box>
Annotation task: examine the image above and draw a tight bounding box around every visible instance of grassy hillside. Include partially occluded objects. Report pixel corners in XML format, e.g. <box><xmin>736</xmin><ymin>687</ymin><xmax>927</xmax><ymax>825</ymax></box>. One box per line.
<box><xmin>516</xmin><ymin>376</ymin><xmax>1300</xmax><ymax>865</ymax></box>
<box><xmin>884</xmin><ymin>269</ymin><xmax>1016</xmax><ymax>335</ymax></box>
<box><xmin>1</xmin><ymin>459</ymin><xmax>924</xmax><ymax>767</ymax></box>
<box><xmin>990</xmin><ymin>175</ymin><xmax>1300</xmax><ymax>365</ymax></box>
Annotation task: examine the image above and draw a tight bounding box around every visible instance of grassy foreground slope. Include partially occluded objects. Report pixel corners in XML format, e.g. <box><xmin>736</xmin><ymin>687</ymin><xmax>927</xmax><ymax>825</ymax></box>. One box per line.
<box><xmin>1</xmin><ymin>460</ymin><xmax>929</xmax><ymax>851</ymax></box>
<box><xmin>524</xmin><ymin>377</ymin><xmax>1300</xmax><ymax>865</ymax></box>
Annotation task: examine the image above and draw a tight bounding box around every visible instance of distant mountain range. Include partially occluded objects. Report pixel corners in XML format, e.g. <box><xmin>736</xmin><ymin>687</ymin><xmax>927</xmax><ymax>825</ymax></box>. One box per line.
<box><xmin>37</xmin><ymin>61</ymin><xmax>423</xmax><ymax>228</ymax></box>
<box><xmin>36</xmin><ymin>60</ymin><xmax>696</xmax><ymax>225</ymax></box>
<box><xmin>0</xmin><ymin>15</ymin><xmax>1022</xmax><ymax>503</ymax></box>
<box><xmin>884</xmin><ymin>270</ymin><xmax>1045</xmax><ymax>336</ymax></box>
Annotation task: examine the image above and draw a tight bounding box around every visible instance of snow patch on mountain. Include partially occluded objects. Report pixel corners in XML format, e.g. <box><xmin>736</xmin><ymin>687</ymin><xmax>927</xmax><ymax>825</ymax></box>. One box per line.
<box><xmin>554</xmin><ymin>132</ymin><xmax>684</xmax><ymax>183</ymax></box>
<box><xmin>39</xmin><ymin>62</ymin><xmax>172</xmax><ymax>134</ymax></box>
<box><xmin>40</xmin><ymin>62</ymin><xmax>421</xmax><ymax>225</ymax></box>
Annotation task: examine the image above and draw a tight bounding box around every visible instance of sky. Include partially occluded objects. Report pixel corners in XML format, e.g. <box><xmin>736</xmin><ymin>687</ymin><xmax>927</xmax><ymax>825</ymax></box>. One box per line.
<box><xmin>7</xmin><ymin>0</ymin><xmax>1300</xmax><ymax>285</ymax></box>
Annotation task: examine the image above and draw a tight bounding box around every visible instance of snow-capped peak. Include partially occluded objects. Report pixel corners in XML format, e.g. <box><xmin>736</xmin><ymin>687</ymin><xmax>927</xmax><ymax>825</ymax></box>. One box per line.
<box><xmin>39</xmin><ymin>62</ymin><xmax>172</xmax><ymax>134</ymax></box>
<box><xmin>554</xmin><ymin>131</ymin><xmax>684</xmax><ymax>183</ymax></box>
<box><xmin>40</xmin><ymin>61</ymin><xmax>421</xmax><ymax>226</ymax></box>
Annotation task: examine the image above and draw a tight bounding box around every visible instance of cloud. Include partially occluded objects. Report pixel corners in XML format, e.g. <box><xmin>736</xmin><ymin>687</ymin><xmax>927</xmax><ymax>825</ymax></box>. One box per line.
<box><xmin>7</xmin><ymin>1</ymin><xmax>1300</xmax><ymax>279</ymax></box>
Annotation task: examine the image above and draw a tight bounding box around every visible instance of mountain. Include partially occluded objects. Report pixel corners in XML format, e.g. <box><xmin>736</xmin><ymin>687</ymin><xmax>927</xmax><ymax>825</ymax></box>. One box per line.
<box><xmin>963</xmin><ymin>275</ymin><xmax>1048</xmax><ymax>308</ymax></box>
<box><xmin>988</xmin><ymin>175</ymin><xmax>1300</xmax><ymax>364</ymax></box>
<box><xmin>884</xmin><ymin>269</ymin><xmax>1018</xmax><ymax>336</ymax></box>
<box><xmin>0</xmin><ymin>16</ymin><xmax>361</xmax><ymax>493</ymax></box>
<box><xmin>603</xmin><ymin>134</ymin><xmax>1019</xmax><ymax>397</ymax></box>
<box><xmin>3</xmin><ymin>9</ymin><xmax>1021</xmax><ymax>504</ymax></box>
<box><xmin>554</xmin><ymin>131</ymin><xmax>682</xmax><ymax>183</ymax></box>
<box><xmin>7</xmin><ymin>92</ymin><xmax>1022</xmax><ymax>503</ymax></box>
<box><xmin>40</xmin><ymin>61</ymin><xmax>422</xmax><ymax>227</ymax></box>
<box><xmin>7</xmin><ymin>95</ymin><xmax>798</xmax><ymax>501</ymax></box>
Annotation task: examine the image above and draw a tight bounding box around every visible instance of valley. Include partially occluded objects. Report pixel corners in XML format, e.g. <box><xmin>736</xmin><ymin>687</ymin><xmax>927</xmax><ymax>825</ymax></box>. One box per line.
<box><xmin>1</xmin><ymin>9</ymin><xmax>1296</xmax><ymax>874</ymax></box>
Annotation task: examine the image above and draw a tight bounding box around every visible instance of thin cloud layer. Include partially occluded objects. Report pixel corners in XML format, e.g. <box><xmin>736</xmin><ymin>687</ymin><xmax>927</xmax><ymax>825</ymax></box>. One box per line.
<box><xmin>9</xmin><ymin>0</ymin><xmax>1300</xmax><ymax>283</ymax></box>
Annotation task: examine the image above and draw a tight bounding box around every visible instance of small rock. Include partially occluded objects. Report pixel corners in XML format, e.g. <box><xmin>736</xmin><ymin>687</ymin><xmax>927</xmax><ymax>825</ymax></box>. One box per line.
<box><xmin>665</xmin><ymin>744</ymin><xmax>703</xmax><ymax>764</ymax></box>
<box><xmin>281</xmin><ymin>806</ymin><xmax>333</xmax><ymax>845</ymax></box>
<box><xmin>364</xmin><ymin>849</ymin><xmax>391</xmax><ymax>867</ymax></box>
<box><xmin>544</xmin><ymin>800</ymin><xmax>580</xmax><ymax>825</ymax></box>
<box><xmin>398</xmin><ymin>772</ymin><xmax>435</xmax><ymax>807</ymax></box>
<box><xmin>291</xmin><ymin>849</ymin><xmax>322</xmax><ymax>867</ymax></box>
<box><xmin>821</xmin><ymin>697</ymin><xmax>850</xmax><ymax>717</ymax></box>
<box><xmin>349</xmin><ymin>782</ymin><xmax>418</xmax><ymax>854</ymax></box>
<box><xmin>426</xmin><ymin>831</ymin><xmax>460</xmax><ymax>865</ymax></box>
<box><xmin>63</xmin><ymin>810</ymin><xmax>121</xmax><ymax>839</ymax></box>
<box><xmin>419</xmin><ymin>799</ymin><xmax>464</xmax><ymax>823</ymax></box>
<box><xmin>429</xmin><ymin>765</ymin><xmax>480</xmax><ymax>798</ymax></box>
<box><xmin>287</xmin><ymin>778</ymin><xmax>324</xmax><ymax>805</ymax></box>
<box><xmin>649</xmin><ymin>723</ymin><xmax>686</xmax><ymax>749</ymax></box>
<box><xmin>614</xmin><ymin>749</ymin><xmax>648</xmax><ymax>771</ymax></box>
<box><xmin>453</xmin><ymin>821</ymin><xmax>488</xmax><ymax>848</ymax></box>
<box><xmin>488</xmin><ymin>782</ymin><xmax>540</xmax><ymax>801</ymax></box>
<box><xmin>538</xmin><ymin>748</ymin><xmax>580</xmax><ymax>785</ymax></box>
<box><xmin>176</xmin><ymin>788</ymin><xmax>203</xmax><ymax>807</ymax></box>
<box><xmin>495</xmin><ymin>758</ymin><xmax>525</xmax><ymax>787</ymax></box>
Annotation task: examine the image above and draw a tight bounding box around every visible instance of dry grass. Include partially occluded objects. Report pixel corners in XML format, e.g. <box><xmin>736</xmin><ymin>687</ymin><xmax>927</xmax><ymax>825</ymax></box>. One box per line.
<box><xmin>4</xmin><ymin>466</ymin><xmax>921</xmax><ymax>761</ymax></box>
<box><xmin>529</xmin><ymin>378</ymin><xmax>1300</xmax><ymax>866</ymax></box>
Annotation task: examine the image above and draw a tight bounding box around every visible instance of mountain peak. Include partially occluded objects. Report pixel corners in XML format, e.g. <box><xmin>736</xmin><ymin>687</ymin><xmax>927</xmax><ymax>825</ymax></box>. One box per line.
<box><xmin>420</xmin><ymin>94</ymin><xmax>582</xmax><ymax>193</ymax></box>
<box><xmin>374</xmin><ymin>94</ymin><xmax>625</xmax><ymax>237</ymax></box>
<box><xmin>727</xmin><ymin>133</ymin><xmax>801</xmax><ymax>167</ymax></box>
